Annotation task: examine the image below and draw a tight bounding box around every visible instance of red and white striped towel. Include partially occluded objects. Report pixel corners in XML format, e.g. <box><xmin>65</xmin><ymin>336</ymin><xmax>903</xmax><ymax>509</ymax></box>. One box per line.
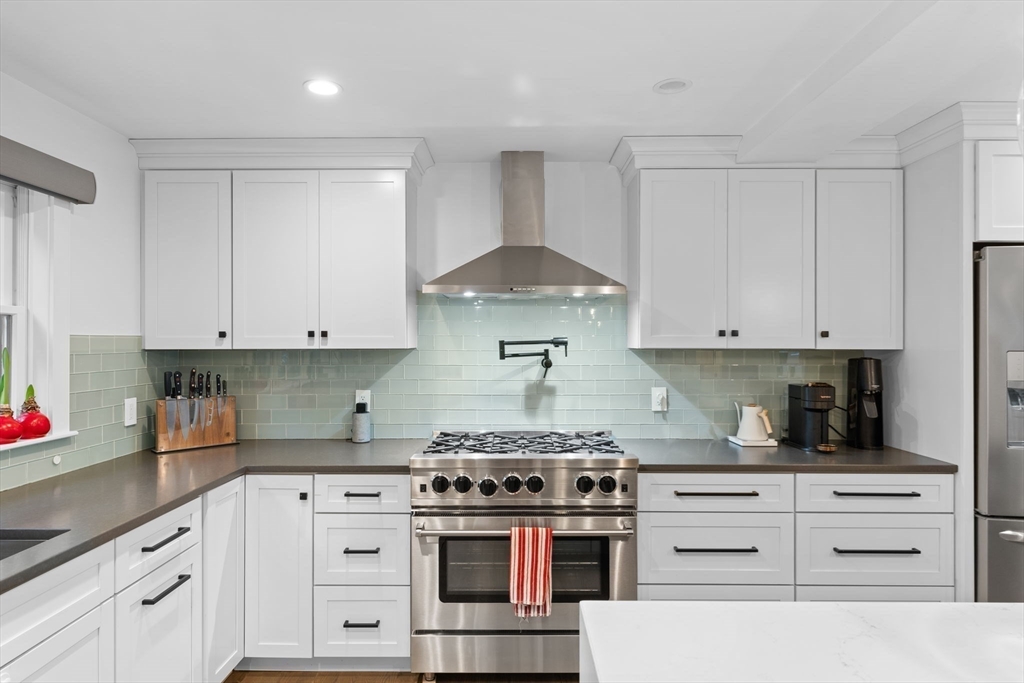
<box><xmin>510</xmin><ymin>526</ymin><xmax>553</xmax><ymax>618</ymax></box>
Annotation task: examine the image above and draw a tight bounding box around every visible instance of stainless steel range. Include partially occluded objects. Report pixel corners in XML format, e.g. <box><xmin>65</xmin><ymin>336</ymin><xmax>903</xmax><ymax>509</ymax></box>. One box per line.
<box><xmin>410</xmin><ymin>431</ymin><xmax>638</xmax><ymax>677</ymax></box>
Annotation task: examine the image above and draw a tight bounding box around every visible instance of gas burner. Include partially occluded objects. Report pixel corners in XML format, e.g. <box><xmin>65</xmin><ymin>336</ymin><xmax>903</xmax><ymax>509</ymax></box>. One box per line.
<box><xmin>422</xmin><ymin>430</ymin><xmax>625</xmax><ymax>456</ymax></box>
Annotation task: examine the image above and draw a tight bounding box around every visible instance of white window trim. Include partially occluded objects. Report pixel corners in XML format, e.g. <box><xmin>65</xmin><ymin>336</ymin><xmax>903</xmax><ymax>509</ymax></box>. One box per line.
<box><xmin>0</xmin><ymin>183</ymin><xmax>75</xmax><ymax>451</ymax></box>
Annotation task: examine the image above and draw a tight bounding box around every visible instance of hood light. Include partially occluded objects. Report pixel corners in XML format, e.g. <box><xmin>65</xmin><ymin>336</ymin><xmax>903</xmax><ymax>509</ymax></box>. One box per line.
<box><xmin>304</xmin><ymin>79</ymin><xmax>341</xmax><ymax>96</ymax></box>
<box><xmin>653</xmin><ymin>78</ymin><xmax>692</xmax><ymax>94</ymax></box>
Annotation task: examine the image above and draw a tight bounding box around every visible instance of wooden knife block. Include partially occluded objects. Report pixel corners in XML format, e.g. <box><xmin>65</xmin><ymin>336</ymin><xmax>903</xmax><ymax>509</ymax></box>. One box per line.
<box><xmin>154</xmin><ymin>396</ymin><xmax>237</xmax><ymax>453</ymax></box>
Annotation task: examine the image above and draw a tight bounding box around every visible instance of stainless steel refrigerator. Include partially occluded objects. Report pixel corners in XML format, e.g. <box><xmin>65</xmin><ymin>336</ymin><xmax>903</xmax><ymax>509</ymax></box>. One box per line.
<box><xmin>976</xmin><ymin>245</ymin><xmax>1024</xmax><ymax>602</ymax></box>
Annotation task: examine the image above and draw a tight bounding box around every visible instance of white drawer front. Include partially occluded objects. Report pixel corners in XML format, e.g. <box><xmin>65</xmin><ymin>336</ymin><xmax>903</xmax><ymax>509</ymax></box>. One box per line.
<box><xmin>639</xmin><ymin>513</ymin><xmax>794</xmax><ymax>585</ymax></box>
<box><xmin>796</xmin><ymin>474</ymin><xmax>953</xmax><ymax>513</ymax></box>
<box><xmin>314</xmin><ymin>514</ymin><xmax>410</xmax><ymax>586</ymax></box>
<box><xmin>639</xmin><ymin>473</ymin><xmax>794</xmax><ymax>512</ymax></box>
<box><xmin>639</xmin><ymin>584</ymin><xmax>794</xmax><ymax>601</ymax></box>
<box><xmin>0</xmin><ymin>543</ymin><xmax>114</xmax><ymax>668</ymax></box>
<box><xmin>796</xmin><ymin>513</ymin><xmax>954</xmax><ymax>586</ymax></box>
<box><xmin>796</xmin><ymin>585</ymin><xmax>955</xmax><ymax>602</ymax></box>
<box><xmin>313</xmin><ymin>586</ymin><xmax>410</xmax><ymax>658</ymax></box>
<box><xmin>115</xmin><ymin>497</ymin><xmax>202</xmax><ymax>592</ymax></box>
<box><xmin>314</xmin><ymin>475</ymin><xmax>410</xmax><ymax>514</ymax></box>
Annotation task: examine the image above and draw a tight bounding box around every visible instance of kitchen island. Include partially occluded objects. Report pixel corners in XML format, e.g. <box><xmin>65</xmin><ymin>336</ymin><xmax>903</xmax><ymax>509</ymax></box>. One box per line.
<box><xmin>579</xmin><ymin>601</ymin><xmax>1024</xmax><ymax>682</ymax></box>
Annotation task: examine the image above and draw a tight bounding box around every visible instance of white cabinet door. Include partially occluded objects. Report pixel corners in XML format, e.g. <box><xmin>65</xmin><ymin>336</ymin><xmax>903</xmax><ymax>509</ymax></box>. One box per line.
<box><xmin>319</xmin><ymin>170</ymin><xmax>413</xmax><ymax>349</ymax></box>
<box><xmin>634</xmin><ymin>170</ymin><xmax>728</xmax><ymax>348</ymax></box>
<box><xmin>244</xmin><ymin>474</ymin><xmax>313</xmax><ymax>658</ymax></box>
<box><xmin>143</xmin><ymin>171</ymin><xmax>232</xmax><ymax>350</ymax></box>
<box><xmin>977</xmin><ymin>141</ymin><xmax>1024</xmax><ymax>241</ymax></box>
<box><xmin>638</xmin><ymin>584</ymin><xmax>794</xmax><ymax>601</ymax></box>
<box><xmin>796</xmin><ymin>585</ymin><xmax>954</xmax><ymax>602</ymax></box>
<box><xmin>203</xmin><ymin>478</ymin><xmax>244</xmax><ymax>683</ymax></box>
<box><xmin>0</xmin><ymin>599</ymin><xmax>113</xmax><ymax>683</ymax></box>
<box><xmin>816</xmin><ymin>170</ymin><xmax>903</xmax><ymax>350</ymax></box>
<box><xmin>232</xmin><ymin>171</ymin><xmax>319</xmax><ymax>349</ymax></box>
<box><xmin>727</xmin><ymin>170</ymin><xmax>815</xmax><ymax>349</ymax></box>
<box><xmin>115</xmin><ymin>544</ymin><xmax>202</xmax><ymax>683</ymax></box>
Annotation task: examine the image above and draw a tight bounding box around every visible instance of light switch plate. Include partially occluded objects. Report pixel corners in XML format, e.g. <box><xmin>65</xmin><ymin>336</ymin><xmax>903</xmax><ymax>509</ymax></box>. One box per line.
<box><xmin>355</xmin><ymin>390</ymin><xmax>371</xmax><ymax>407</ymax></box>
<box><xmin>651</xmin><ymin>387</ymin><xmax>668</xmax><ymax>412</ymax></box>
<box><xmin>124</xmin><ymin>397</ymin><xmax>137</xmax><ymax>426</ymax></box>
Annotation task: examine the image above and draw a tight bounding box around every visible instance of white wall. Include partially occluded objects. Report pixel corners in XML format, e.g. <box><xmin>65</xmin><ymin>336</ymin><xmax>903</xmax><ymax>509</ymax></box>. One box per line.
<box><xmin>0</xmin><ymin>72</ymin><xmax>140</xmax><ymax>335</ymax></box>
<box><xmin>416</xmin><ymin>161</ymin><xmax>625</xmax><ymax>285</ymax></box>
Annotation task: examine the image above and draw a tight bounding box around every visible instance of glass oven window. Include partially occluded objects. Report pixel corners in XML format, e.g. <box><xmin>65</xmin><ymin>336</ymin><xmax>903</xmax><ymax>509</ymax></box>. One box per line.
<box><xmin>439</xmin><ymin>536</ymin><xmax>609</xmax><ymax>603</ymax></box>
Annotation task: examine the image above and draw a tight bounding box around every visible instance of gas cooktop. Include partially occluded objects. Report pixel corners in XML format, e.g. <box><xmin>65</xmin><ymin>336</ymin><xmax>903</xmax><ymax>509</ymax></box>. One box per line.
<box><xmin>422</xmin><ymin>430</ymin><xmax>625</xmax><ymax>455</ymax></box>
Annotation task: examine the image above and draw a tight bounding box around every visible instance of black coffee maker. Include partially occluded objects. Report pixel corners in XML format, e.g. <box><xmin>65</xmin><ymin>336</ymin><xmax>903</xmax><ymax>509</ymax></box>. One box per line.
<box><xmin>847</xmin><ymin>357</ymin><xmax>884</xmax><ymax>449</ymax></box>
<box><xmin>787</xmin><ymin>383</ymin><xmax>836</xmax><ymax>450</ymax></box>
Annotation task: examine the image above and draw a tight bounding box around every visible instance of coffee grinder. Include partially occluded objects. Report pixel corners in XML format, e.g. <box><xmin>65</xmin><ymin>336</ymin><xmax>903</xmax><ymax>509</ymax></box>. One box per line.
<box><xmin>787</xmin><ymin>383</ymin><xmax>836</xmax><ymax>450</ymax></box>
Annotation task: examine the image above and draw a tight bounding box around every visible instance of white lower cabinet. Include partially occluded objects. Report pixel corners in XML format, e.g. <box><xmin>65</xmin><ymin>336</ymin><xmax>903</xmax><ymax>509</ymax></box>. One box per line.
<box><xmin>0</xmin><ymin>599</ymin><xmax>114</xmax><ymax>683</ymax></box>
<box><xmin>795</xmin><ymin>585</ymin><xmax>954</xmax><ymax>602</ymax></box>
<box><xmin>114</xmin><ymin>543</ymin><xmax>202</xmax><ymax>682</ymax></box>
<box><xmin>313</xmin><ymin>586</ymin><xmax>411</xmax><ymax>657</ymax></box>
<box><xmin>638</xmin><ymin>584</ymin><xmax>794</xmax><ymax>601</ymax></box>
<box><xmin>203</xmin><ymin>478</ymin><xmax>245</xmax><ymax>682</ymax></box>
<box><xmin>314</xmin><ymin>513</ymin><xmax>410</xmax><ymax>586</ymax></box>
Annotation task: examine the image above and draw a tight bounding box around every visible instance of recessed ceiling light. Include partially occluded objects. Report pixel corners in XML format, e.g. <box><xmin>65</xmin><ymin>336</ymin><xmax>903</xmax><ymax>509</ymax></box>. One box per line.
<box><xmin>304</xmin><ymin>79</ymin><xmax>341</xmax><ymax>96</ymax></box>
<box><xmin>653</xmin><ymin>78</ymin><xmax>693</xmax><ymax>95</ymax></box>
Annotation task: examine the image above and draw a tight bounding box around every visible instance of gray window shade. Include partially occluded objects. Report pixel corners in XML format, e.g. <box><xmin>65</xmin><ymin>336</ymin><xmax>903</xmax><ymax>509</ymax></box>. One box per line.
<box><xmin>0</xmin><ymin>136</ymin><xmax>96</xmax><ymax>204</ymax></box>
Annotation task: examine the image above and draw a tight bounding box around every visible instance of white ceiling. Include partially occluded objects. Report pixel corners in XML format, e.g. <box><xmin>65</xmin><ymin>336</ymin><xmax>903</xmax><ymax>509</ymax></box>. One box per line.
<box><xmin>1</xmin><ymin>0</ymin><xmax>1021</xmax><ymax>163</ymax></box>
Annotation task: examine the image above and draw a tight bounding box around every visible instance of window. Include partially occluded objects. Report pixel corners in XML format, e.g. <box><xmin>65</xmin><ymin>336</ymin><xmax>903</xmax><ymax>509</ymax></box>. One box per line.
<box><xmin>0</xmin><ymin>182</ymin><xmax>27</xmax><ymax>411</ymax></box>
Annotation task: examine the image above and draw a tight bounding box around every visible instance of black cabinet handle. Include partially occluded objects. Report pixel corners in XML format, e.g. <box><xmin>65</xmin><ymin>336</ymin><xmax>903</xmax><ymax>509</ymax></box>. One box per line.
<box><xmin>832</xmin><ymin>491</ymin><xmax>921</xmax><ymax>498</ymax></box>
<box><xmin>299</xmin><ymin>492</ymin><xmax>308</xmax><ymax>500</ymax></box>
<box><xmin>833</xmin><ymin>547</ymin><xmax>921</xmax><ymax>555</ymax></box>
<box><xmin>321</xmin><ymin>330</ymin><xmax>328</xmax><ymax>338</ymax></box>
<box><xmin>674</xmin><ymin>546</ymin><xmax>758</xmax><ymax>553</ymax></box>
<box><xmin>343</xmin><ymin>620</ymin><xmax>381</xmax><ymax>628</ymax></box>
<box><xmin>820</xmin><ymin>330</ymin><xmax>829</xmax><ymax>338</ymax></box>
<box><xmin>730</xmin><ymin>330</ymin><xmax>738</xmax><ymax>337</ymax></box>
<box><xmin>218</xmin><ymin>331</ymin><xmax>227</xmax><ymax>339</ymax></box>
<box><xmin>343</xmin><ymin>547</ymin><xmax>381</xmax><ymax>555</ymax></box>
<box><xmin>142</xmin><ymin>574</ymin><xmax>191</xmax><ymax>605</ymax></box>
<box><xmin>141</xmin><ymin>527</ymin><xmax>190</xmax><ymax>553</ymax></box>
<box><xmin>674</xmin><ymin>490</ymin><xmax>759</xmax><ymax>497</ymax></box>
<box><xmin>718</xmin><ymin>330</ymin><xmax>726</xmax><ymax>337</ymax></box>
<box><xmin>344</xmin><ymin>491</ymin><xmax>382</xmax><ymax>498</ymax></box>
<box><xmin>308</xmin><ymin>330</ymin><xmax>315</xmax><ymax>338</ymax></box>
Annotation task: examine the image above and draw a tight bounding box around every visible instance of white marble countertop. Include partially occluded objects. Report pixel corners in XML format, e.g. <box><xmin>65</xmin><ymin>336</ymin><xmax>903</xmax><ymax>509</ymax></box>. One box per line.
<box><xmin>579</xmin><ymin>601</ymin><xmax>1024</xmax><ymax>683</ymax></box>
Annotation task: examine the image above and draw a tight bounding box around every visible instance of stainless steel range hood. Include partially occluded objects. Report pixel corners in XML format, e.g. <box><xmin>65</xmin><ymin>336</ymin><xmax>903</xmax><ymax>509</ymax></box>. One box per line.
<box><xmin>421</xmin><ymin>151</ymin><xmax>626</xmax><ymax>298</ymax></box>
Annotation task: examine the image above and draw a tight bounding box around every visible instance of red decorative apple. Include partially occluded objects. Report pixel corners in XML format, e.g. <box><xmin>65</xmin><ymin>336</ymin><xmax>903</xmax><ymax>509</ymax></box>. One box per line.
<box><xmin>18</xmin><ymin>385</ymin><xmax>51</xmax><ymax>440</ymax></box>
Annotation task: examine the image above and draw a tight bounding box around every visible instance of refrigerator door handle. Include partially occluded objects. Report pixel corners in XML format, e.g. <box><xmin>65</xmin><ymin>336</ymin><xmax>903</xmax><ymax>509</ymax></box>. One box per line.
<box><xmin>998</xmin><ymin>530</ymin><xmax>1024</xmax><ymax>543</ymax></box>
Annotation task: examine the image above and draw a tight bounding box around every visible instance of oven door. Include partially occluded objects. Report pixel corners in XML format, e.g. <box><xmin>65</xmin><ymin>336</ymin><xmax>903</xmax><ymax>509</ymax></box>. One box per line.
<box><xmin>411</xmin><ymin>509</ymin><xmax>636</xmax><ymax>633</ymax></box>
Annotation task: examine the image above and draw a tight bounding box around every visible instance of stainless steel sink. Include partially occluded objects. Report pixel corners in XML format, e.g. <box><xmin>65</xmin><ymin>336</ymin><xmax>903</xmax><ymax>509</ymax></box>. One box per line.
<box><xmin>0</xmin><ymin>529</ymin><xmax>70</xmax><ymax>561</ymax></box>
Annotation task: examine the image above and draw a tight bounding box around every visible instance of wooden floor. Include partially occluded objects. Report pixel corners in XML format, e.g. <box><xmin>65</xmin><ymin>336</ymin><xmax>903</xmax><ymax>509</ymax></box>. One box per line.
<box><xmin>225</xmin><ymin>672</ymin><xmax>578</xmax><ymax>683</ymax></box>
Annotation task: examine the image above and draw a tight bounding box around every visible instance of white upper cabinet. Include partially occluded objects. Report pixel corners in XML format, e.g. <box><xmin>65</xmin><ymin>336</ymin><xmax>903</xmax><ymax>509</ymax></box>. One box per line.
<box><xmin>727</xmin><ymin>170</ymin><xmax>816</xmax><ymax>349</ymax></box>
<box><xmin>816</xmin><ymin>170</ymin><xmax>903</xmax><ymax>350</ymax></box>
<box><xmin>976</xmin><ymin>141</ymin><xmax>1024</xmax><ymax>242</ymax></box>
<box><xmin>232</xmin><ymin>171</ymin><xmax>320</xmax><ymax>349</ymax></box>
<box><xmin>319</xmin><ymin>170</ymin><xmax>415</xmax><ymax>349</ymax></box>
<box><xmin>630</xmin><ymin>170</ymin><xmax>728</xmax><ymax>348</ymax></box>
<box><xmin>143</xmin><ymin>171</ymin><xmax>232</xmax><ymax>349</ymax></box>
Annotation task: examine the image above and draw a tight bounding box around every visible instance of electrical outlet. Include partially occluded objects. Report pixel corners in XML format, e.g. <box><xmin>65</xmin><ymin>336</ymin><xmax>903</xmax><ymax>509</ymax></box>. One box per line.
<box><xmin>651</xmin><ymin>387</ymin><xmax>668</xmax><ymax>412</ymax></box>
<box><xmin>124</xmin><ymin>397</ymin><xmax>137</xmax><ymax>426</ymax></box>
<box><xmin>355</xmin><ymin>390</ymin><xmax>371</xmax><ymax>408</ymax></box>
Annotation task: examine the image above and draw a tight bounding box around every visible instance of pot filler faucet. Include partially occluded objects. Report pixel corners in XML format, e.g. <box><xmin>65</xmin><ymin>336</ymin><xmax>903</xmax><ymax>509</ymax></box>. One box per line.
<box><xmin>498</xmin><ymin>337</ymin><xmax>568</xmax><ymax>378</ymax></box>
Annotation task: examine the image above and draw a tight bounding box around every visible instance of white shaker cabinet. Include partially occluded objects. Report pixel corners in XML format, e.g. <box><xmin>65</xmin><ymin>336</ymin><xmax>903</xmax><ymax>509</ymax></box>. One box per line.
<box><xmin>244</xmin><ymin>474</ymin><xmax>313</xmax><ymax>658</ymax></box>
<box><xmin>142</xmin><ymin>171</ymin><xmax>232</xmax><ymax>350</ymax></box>
<box><xmin>203</xmin><ymin>478</ymin><xmax>245</xmax><ymax>682</ymax></box>
<box><xmin>319</xmin><ymin>170</ymin><xmax>416</xmax><ymax>349</ymax></box>
<box><xmin>0</xmin><ymin>600</ymin><xmax>114</xmax><ymax>683</ymax></box>
<box><xmin>816</xmin><ymin>170</ymin><xmax>903</xmax><ymax>350</ymax></box>
<box><xmin>726</xmin><ymin>170</ymin><xmax>816</xmax><ymax>349</ymax></box>
<box><xmin>977</xmin><ymin>141</ymin><xmax>1024</xmax><ymax>242</ymax></box>
<box><xmin>232</xmin><ymin>171</ymin><xmax>320</xmax><ymax>349</ymax></box>
<box><xmin>628</xmin><ymin>170</ymin><xmax>728</xmax><ymax>348</ymax></box>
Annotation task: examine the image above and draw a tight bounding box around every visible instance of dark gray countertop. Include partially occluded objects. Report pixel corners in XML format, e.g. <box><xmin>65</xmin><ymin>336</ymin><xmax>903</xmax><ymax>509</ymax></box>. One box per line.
<box><xmin>0</xmin><ymin>437</ymin><xmax>955</xmax><ymax>594</ymax></box>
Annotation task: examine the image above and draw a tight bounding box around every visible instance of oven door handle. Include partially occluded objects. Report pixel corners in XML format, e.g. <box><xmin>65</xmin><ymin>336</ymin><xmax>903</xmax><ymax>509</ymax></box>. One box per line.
<box><xmin>414</xmin><ymin>525</ymin><xmax>634</xmax><ymax>538</ymax></box>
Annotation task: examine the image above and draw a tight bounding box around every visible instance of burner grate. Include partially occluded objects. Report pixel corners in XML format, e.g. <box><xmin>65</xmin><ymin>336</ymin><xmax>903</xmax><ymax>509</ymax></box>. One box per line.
<box><xmin>422</xmin><ymin>430</ymin><xmax>624</xmax><ymax>455</ymax></box>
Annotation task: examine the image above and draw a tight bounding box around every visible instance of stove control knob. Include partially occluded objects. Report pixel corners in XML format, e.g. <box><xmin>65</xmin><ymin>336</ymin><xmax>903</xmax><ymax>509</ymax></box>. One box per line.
<box><xmin>478</xmin><ymin>477</ymin><xmax>498</xmax><ymax>497</ymax></box>
<box><xmin>431</xmin><ymin>474</ymin><xmax>450</xmax><ymax>494</ymax></box>
<box><xmin>525</xmin><ymin>474</ymin><xmax>545</xmax><ymax>495</ymax></box>
<box><xmin>453</xmin><ymin>475</ymin><xmax>474</xmax><ymax>494</ymax></box>
<box><xmin>575</xmin><ymin>475</ymin><xmax>595</xmax><ymax>495</ymax></box>
<box><xmin>598</xmin><ymin>474</ymin><xmax>618</xmax><ymax>495</ymax></box>
<box><xmin>503</xmin><ymin>474</ymin><xmax>523</xmax><ymax>494</ymax></box>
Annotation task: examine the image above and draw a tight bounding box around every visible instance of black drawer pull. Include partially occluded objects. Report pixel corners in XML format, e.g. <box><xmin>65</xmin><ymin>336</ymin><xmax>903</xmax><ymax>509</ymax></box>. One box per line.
<box><xmin>820</xmin><ymin>330</ymin><xmax>829</xmax><ymax>338</ymax></box>
<box><xmin>308</xmin><ymin>330</ymin><xmax>315</xmax><ymax>338</ymax></box>
<box><xmin>299</xmin><ymin>492</ymin><xmax>308</xmax><ymax>500</ymax></box>
<box><xmin>344</xmin><ymin>492</ymin><xmax>382</xmax><ymax>498</ymax></box>
<box><xmin>718</xmin><ymin>330</ymin><xmax>726</xmax><ymax>337</ymax></box>
<box><xmin>343</xmin><ymin>620</ymin><xmax>381</xmax><ymax>628</ymax></box>
<box><xmin>141</xmin><ymin>527</ymin><xmax>190</xmax><ymax>553</ymax></box>
<box><xmin>142</xmin><ymin>574</ymin><xmax>191</xmax><ymax>605</ymax></box>
<box><xmin>218</xmin><ymin>330</ymin><xmax>227</xmax><ymax>339</ymax></box>
<box><xmin>833</xmin><ymin>547</ymin><xmax>921</xmax><ymax>555</ymax></box>
<box><xmin>674</xmin><ymin>491</ymin><xmax>759</xmax><ymax>497</ymax></box>
<box><xmin>832</xmin><ymin>491</ymin><xmax>921</xmax><ymax>498</ymax></box>
<box><xmin>731</xmin><ymin>330</ymin><xmax>738</xmax><ymax>337</ymax></box>
<box><xmin>343</xmin><ymin>547</ymin><xmax>381</xmax><ymax>555</ymax></box>
<box><xmin>674</xmin><ymin>546</ymin><xmax>759</xmax><ymax>553</ymax></box>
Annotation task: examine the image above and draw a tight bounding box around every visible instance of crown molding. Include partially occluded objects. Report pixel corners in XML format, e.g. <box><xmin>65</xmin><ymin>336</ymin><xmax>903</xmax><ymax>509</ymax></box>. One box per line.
<box><xmin>897</xmin><ymin>102</ymin><xmax>1018</xmax><ymax>166</ymax></box>
<box><xmin>610</xmin><ymin>135</ymin><xmax>900</xmax><ymax>185</ymax></box>
<box><xmin>130</xmin><ymin>137</ymin><xmax>435</xmax><ymax>184</ymax></box>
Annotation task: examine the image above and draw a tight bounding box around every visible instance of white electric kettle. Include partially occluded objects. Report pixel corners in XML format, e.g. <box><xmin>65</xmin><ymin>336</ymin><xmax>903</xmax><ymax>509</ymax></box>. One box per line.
<box><xmin>729</xmin><ymin>402</ymin><xmax>777</xmax><ymax>446</ymax></box>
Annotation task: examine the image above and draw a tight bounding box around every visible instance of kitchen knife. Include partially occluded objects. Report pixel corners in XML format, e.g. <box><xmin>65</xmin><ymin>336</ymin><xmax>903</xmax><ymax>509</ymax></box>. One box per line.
<box><xmin>188</xmin><ymin>368</ymin><xmax>197</xmax><ymax>399</ymax></box>
<box><xmin>222</xmin><ymin>380</ymin><xmax>227</xmax><ymax>396</ymax></box>
<box><xmin>173</xmin><ymin>371</ymin><xmax>182</xmax><ymax>398</ymax></box>
<box><xmin>163</xmin><ymin>372</ymin><xmax>173</xmax><ymax>399</ymax></box>
<box><xmin>197</xmin><ymin>370</ymin><xmax>204</xmax><ymax>398</ymax></box>
<box><xmin>205</xmin><ymin>372</ymin><xmax>212</xmax><ymax>398</ymax></box>
<box><xmin>216</xmin><ymin>374</ymin><xmax>222</xmax><ymax>396</ymax></box>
